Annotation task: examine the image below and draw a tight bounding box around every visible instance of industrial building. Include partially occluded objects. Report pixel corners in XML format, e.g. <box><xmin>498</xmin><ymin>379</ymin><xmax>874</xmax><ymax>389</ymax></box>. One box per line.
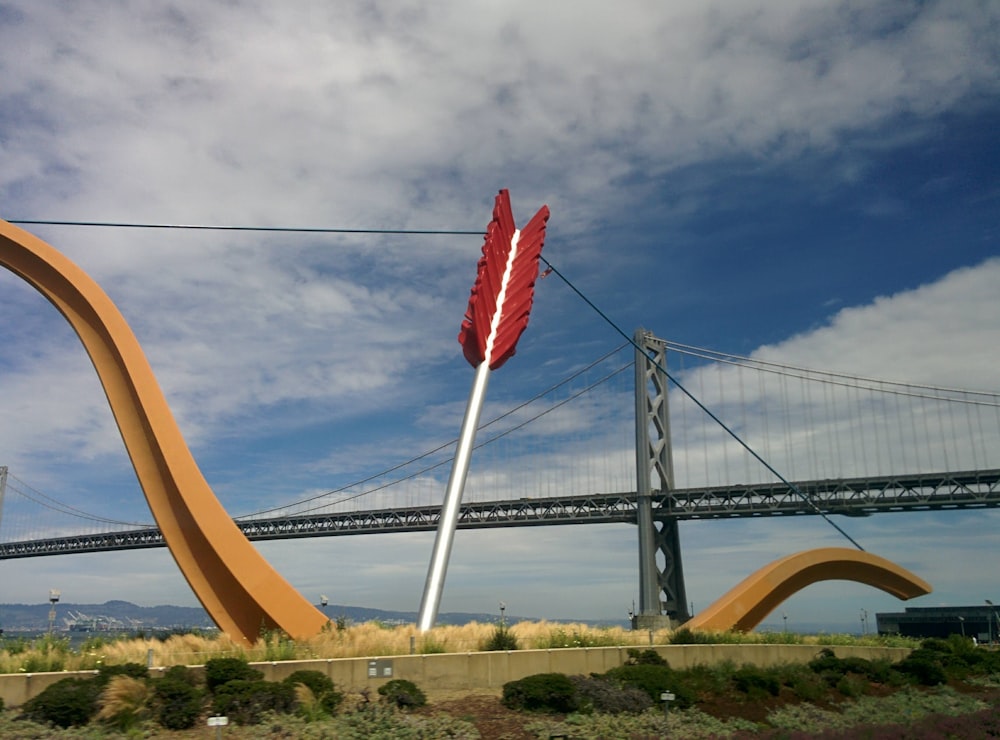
<box><xmin>876</xmin><ymin>605</ymin><xmax>1000</xmax><ymax>642</ymax></box>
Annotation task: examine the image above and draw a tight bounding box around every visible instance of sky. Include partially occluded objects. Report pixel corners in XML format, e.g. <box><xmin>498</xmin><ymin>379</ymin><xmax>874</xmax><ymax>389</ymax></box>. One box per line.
<box><xmin>0</xmin><ymin>1</ymin><xmax>999</xmax><ymax>633</ymax></box>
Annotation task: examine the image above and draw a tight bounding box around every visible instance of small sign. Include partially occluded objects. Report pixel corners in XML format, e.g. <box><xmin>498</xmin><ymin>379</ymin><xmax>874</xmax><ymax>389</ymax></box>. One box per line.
<box><xmin>207</xmin><ymin>716</ymin><xmax>229</xmax><ymax>726</ymax></box>
<box><xmin>660</xmin><ymin>692</ymin><xmax>675</xmax><ymax>701</ymax></box>
<box><xmin>368</xmin><ymin>658</ymin><xmax>394</xmax><ymax>678</ymax></box>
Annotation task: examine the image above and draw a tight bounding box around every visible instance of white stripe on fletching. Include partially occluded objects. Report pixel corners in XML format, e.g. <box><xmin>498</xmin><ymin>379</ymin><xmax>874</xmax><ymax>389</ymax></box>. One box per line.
<box><xmin>483</xmin><ymin>228</ymin><xmax>520</xmax><ymax>366</ymax></box>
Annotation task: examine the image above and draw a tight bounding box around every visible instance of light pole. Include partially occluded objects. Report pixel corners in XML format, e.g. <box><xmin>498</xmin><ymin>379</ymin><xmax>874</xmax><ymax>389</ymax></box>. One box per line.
<box><xmin>959</xmin><ymin>616</ymin><xmax>965</xmax><ymax>638</ymax></box>
<box><xmin>987</xmin><ymin>600</ymin><xmax>999</xmax><ymax>644</ymax></box>
<box><xmin>860</xmin><ymin>609</ymin><xmax>869</xmax><ymax>636</ymax></box>
<box><xmin>47</xmin><ymin>590</ymin><xmax>60</xmax><ymax>634</ymax></box>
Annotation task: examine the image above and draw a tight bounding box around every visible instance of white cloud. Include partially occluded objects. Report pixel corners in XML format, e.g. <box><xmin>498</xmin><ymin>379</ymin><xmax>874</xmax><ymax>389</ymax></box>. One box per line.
<box><xmin>1</xmin><ymin>1</ymin><xmax>998</xmax><ymax>628</ymax></box>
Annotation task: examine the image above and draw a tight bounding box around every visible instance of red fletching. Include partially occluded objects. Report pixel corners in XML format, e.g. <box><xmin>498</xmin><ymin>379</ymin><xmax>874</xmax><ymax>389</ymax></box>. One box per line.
<box><xmin>458</xmin><ymin>189</ymin><xmax>550</xmax><ymax>370</ymax></box>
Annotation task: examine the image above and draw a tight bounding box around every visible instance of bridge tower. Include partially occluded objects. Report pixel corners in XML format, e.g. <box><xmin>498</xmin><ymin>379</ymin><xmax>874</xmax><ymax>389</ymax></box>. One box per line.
<box><xmin>633</xmin><ymin>329</ymin><xmax>689</xmax><ymax>629</ymax></box>
<box><xmin>0</xmin><ymin>465</ymin><xmax>6</xmax><ymax>536</ymax></box>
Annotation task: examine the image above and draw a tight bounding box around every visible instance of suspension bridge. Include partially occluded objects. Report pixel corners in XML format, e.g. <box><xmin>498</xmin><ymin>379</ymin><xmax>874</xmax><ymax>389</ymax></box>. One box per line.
<box><xmin>2</xmin><ymin>330</ymin><xmax>999</xmax><ymax>626</ymax></box>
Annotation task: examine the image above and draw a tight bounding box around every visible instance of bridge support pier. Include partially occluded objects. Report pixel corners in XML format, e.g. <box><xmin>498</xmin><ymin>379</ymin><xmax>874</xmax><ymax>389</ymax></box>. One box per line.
<box><xmin>634</xmin><ymin>330</ymin><xmax>689</xmax><ymax>629</ymax></box>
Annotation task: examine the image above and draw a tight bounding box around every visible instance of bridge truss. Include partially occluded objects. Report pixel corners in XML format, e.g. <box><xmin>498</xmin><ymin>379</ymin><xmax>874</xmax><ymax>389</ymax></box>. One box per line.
<box><xmin>2</xmin><ymin>468</ymin><xmax>997</xmax><ymax>560</ymax></box>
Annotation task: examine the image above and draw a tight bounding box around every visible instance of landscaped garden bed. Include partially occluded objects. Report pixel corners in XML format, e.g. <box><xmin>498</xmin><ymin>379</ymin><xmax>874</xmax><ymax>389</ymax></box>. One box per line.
<box><xmin>3</xmin><ymin>626</ymin><xmax>998</xmax><ymax>737</ymax></box>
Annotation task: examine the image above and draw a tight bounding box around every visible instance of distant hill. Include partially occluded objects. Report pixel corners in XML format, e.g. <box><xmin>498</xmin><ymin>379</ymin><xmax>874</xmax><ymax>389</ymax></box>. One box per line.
<box><xmin>0</xmin><ymin>600</ymin><xmax>214</xmax><ymax>632</ymax></box>
<box><xmin>0</xmin><ymin>601</ymin><xmax>856</xmax><ymax>636</ymax></box>
<box><xmin>0</xmin><ymin>600</ymin><xmax>524</xmax><ymax>633</ymax></box>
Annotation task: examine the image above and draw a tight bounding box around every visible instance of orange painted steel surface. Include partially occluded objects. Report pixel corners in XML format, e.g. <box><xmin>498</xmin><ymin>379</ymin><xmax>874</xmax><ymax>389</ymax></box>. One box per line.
<box><xmin>0</xmin><ymin>220</ymin><xmax>328</xmax><ymax>644</ymax></box>
<box><xmin>684</xmin><ymin>547</ymin><xmax>932</xmax><ymax>632</ymax></box>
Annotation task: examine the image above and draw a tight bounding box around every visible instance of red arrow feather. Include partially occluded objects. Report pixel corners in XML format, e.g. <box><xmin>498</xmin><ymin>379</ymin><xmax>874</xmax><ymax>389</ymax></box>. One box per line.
<box><xmin>458</xmin><ymin>190</ymin><xmax>550</xmax><ymax>370</ymax></box>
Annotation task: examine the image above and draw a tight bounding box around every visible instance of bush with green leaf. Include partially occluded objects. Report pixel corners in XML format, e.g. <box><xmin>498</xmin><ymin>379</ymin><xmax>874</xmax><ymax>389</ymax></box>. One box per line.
<box><xmin>835</xmin><ymin>672</ymin><xmax>870</xmax><ymax>698</ymax></box>
<box><xmin>604</xmin><ymin>664</ymin><xmax>674</xmax><ymax>700</ymax></box>
<box><xmin>669</xmin><ymin>661</ymin><xmax>729</xmax><ymax>699</ymax></box>
<box><xmin>896</xmin><ymin>649</ymin><xmax>947</xmax><ymax>686</ymax></box>
<box><xmin>482</xmin><ymin>624</ymin><xmax>519</xmax><ymax>651</ymax></box>
<box><xmin>204</xmin><ymin>656</ymin><xmax>262</xmax><ymax>692</ymax></box>
<box><xmin>19</xmin><ymin>676</ymin><xmax>101</xmax><ymax>728</ymax></box>
<box><xmin>153</xmin><ymin>667</ymin><xmax>204</xmax><ymax>730</ymax></box>
<box><xmin>96</xmin><ymin>661</ymin><xmax>149</xmax><ymax>686</ymax></box>
<box><xmin>568</xmin><ymin>674</ymin><xmax>652</xmax><ymax>714</ymax></box>
<box><xmin>781</xmin><ymin>664</ymin><xmax>827</xmax><ymax>702</ymax></box>
<box><xmin>625</xmin><ymin>648</ymin><xmax>667</xmax><ymax>665</ymax></box>
<box><xmin>283</xmin><ymin>669</ymin><xmax>343</xmax><ymax>716</ymax></box>
<box><xmin>807</xmin><ymin>648</ymin><xmax>898</xmax><ymax>688</ymax></box>
<box><xmin>502</xmin><ymin>672</ymin><xmax>578</xmax><ymax>713</ymax></box>
<box><xmin>377</xmin><ymin>678</ymin><xmax>427</xmax><ymax>709</ymax></box>
<box><xmin>212</xmin><ymin>678</ymin><xmax>295</xmax><ymax>725</ymax></box>
<box><xmin>669</xmin><ymin>627</ymin><xmax>715</xmax><ymax>644</ymax></box>
<box><xmin>732</xmin><ymin>664</ymin><xmax>781</xmax><ymax>698</ymax></box>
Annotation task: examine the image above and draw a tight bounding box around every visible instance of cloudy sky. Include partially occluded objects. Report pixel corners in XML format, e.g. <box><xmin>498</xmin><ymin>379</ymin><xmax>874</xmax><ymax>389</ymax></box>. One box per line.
<box><xmin>1</xmin><ymin>1</ymin><xmax>999</xmax><ymax>632</ymax></box>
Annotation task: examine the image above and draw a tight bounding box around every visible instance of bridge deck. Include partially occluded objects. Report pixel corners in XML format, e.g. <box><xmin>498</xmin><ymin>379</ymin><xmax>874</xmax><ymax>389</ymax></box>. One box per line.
<box><xmin>1</xmin><ymin>469</ymin><xmax>997</xmax><ymax>559</ymax></box>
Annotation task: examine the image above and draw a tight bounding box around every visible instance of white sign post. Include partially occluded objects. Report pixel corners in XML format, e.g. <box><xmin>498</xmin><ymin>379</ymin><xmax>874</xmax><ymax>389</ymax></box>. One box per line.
<box><xmin>660</xmin><ymin>691</ymin><xmax>675</xmax><ymax>718</ymax></box>
<box><xmin>207</xmin><ymin>715</ymin><xmax>228</xmax><ymax>739</ymax></box>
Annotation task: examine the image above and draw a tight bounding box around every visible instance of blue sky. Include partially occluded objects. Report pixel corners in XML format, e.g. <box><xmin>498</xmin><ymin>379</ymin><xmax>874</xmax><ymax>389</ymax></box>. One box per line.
<box><xmin>1</xmin><ymin>1</ymin><xmax>999</xmax><ymax>631</ymax></box>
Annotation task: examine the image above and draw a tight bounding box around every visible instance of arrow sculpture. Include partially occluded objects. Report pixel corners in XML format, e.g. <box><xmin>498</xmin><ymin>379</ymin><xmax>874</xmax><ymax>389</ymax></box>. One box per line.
<box><xmin>418</xmin><ymin>190</ymin><xmax>549</xmax><ymax>631</ymax></box>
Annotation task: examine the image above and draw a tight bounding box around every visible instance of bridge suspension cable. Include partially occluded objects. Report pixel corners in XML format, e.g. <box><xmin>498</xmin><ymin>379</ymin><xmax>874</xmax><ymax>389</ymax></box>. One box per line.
<box><xmin>664</xmin><ymin>340</ymin><xmax>1000</xmax><ymax>407</ymax></box>
<box><xmin>3</xmin><ymin>471</ymin><xmax>148</xmax><ymax>527</ymax></box>
<box><xmin>238</xmin><ymin>350</ymin><xmax>635</xmax><ymax>519</ymax></box>
<box><xmin>539</xmin><ymin>257</ymin><xmax>867</xmax><ymax>551</ymax></box>
<box><xmin>0</xmin><ymin>343</ymin><xmax>632</xmax><ymax>529</ymax></box>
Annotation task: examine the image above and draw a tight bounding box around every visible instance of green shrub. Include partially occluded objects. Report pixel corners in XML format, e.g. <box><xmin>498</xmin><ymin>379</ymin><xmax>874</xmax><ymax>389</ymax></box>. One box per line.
<box><xmin>838</xmin><ymin>656</ymin><xmax>875</xmax><ymax>676</ymax></box>
<box><xmin>0</xmin><ymin>636</ymin><xmax>29</xmax><ymax>655</ymax></box>
<box><xmin>482</xmin><ymin>624</ymin><xmax>519</xmax><ymax>651</ymax></box>
<box><xmin>212</xmin><ymin>679</ymin><xmax>295</xmax><ymax>725</ymax></box>
<box><xmin>862</xmin><ymin>658</ymin><xmax>898</xmax><ymax>684</ymax></box>
<box><xmin>605</xmin><ymin>662</ymin><xmax>706</xmax><ymax>711</ymax></box>
<box><xmin>153</xmin><ymin>675</ymin><xmax>204</xmax><ymax>730</ymax></box>
<box><xmin>920</xmin><ymin>637</ymin><xmax>951</xmax><ymax>654</ymax></box>
<box><xmin>603</xmin><ymin>664</ymin><xmax>674</xmax><ymax>702</ymax></box>
<box><xmin>568</xmin><ymin>674</ymin><xmax>652</xmax><ymax>714</ymax></box>
<box><xmin>807</xmin><ymin>648</ymin><xmax>892</xmax><ymax>685</ymax></box>
<box><xmin>377</xmin><ymin>678</ymin><xmax>427</xmax><ymax>709</ymax></box>
<box><xmin>96</xmin><ymin>661</ymin><xmax>149</xmax><ymax>686</ymax></box>
<box><xmin>502</xmin><ymin>673</ymin><xmax>577</xmax><ymax>713</ymax></box>
<box><xmin>163</xmin><ymin>664</ymin><xmax>201</xmax><ymax>685</ymax></box>
<box><xmin>808</xmin><ymin>647</ymin><xmax>842</xmax><ymax>674</ymax></box>
<box><xmin>836</xmin><ymin>672</ymin><xmax>870</xmax><ymax>698</ymax></box>
<box><xmin>19</xmin><ymin>676</ymin><xmax>101</xmax><ymax>728</ymax></box>
<box><xmin>896</xmin><ymin>651</ymin><xmax>947</xmax><ymax>686</ymax></box>
<box><xmin>672</xmin><ymin>662</ymin><xmax>733</xmax><ymax>698</ymax></box>
<box><xmin>625</xmin><ymin>648</ymin><xmax>667</xmax><ymax>665</ymax></box>
<box><xmin>204</xmin><ymin>656</ymin><xmax>262</xmax><ymax>692</ymax></box>
<box><xmin>283</xmin><ymin>669</ymin><xmax>344</xmax><ymax>715</ymax></box>
<box><xmin>669</xmin><ymin>627</ymin><xmax>714</xmax><ymax>644</ymax></box>
<box><xmin>785</xmin><ymin>666</ymin><xmax>828</xmax><ymax>702</ymax></box>
<box><xmin>732</xmin><ymin>664</ymin><xmax>781</xmax><ymax>698</ymax></box>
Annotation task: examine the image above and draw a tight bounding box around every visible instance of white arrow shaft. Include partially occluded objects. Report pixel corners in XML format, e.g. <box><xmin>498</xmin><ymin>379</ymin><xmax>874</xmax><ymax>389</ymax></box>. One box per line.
<box><xmin>417</xmin><ymin>360</ymin><xmax>491</xmax><ymax>631</ymax></box>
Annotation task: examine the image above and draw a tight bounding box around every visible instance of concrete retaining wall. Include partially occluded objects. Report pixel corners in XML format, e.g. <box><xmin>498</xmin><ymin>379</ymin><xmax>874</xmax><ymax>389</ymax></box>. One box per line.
<box><xmin>0</xmin><ymin>644</ymin><xmax>912</xmax><ymax>708</ymax></box>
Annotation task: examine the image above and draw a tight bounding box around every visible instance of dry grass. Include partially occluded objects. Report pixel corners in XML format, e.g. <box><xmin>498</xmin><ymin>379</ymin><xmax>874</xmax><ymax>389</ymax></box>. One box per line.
<box><xmin>95</xmin><ymin>675</ymin><xmax>153</xmax><ymax>728</ymax></box>
<box><xmin>0</xmin><ymin>621</ymin><xmax>917</xmax><ymax>674</ymax></box>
